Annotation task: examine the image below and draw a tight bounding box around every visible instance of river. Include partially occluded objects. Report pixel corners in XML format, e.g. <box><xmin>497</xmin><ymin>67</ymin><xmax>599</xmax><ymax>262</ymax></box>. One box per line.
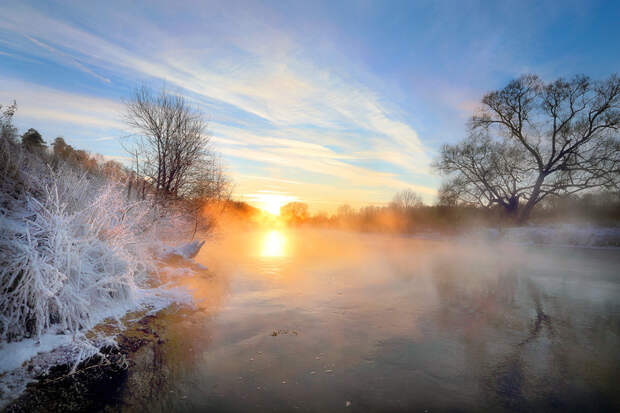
<box><xmin>114</xmin><ymin>229</ymin><xmax>620</xmax><ymax>412</ymax></box>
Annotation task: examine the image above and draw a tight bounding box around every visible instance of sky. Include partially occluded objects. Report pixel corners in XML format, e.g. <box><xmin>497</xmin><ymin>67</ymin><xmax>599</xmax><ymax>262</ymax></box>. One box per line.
<box><xmin>1</xmin><ymin>0</ymin><xmax>618</xmax><ymax>212</ymax></box>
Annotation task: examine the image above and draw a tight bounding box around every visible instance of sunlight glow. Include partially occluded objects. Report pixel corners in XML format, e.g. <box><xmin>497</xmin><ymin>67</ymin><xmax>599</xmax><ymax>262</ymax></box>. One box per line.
<box><xmin>247</xmin><ymin>193</ymin><xmax>297</xmax><ymax>215</ymax></box>
<box><xmin>261</xmin><ymin>230</ymin><xmax>287</xmax><ymax>257</ymax></box>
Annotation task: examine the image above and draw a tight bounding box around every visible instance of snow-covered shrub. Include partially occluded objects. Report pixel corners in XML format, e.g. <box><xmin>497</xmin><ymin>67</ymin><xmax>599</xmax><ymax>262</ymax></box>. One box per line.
<box><xmin>0</xmin><ymin>137</ymin><xmax>156</xmax><ymax>342</ymax></box>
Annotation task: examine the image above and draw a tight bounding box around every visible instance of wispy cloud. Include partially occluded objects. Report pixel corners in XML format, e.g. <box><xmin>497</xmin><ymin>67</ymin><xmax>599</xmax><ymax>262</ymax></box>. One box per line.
<box><xmin>102</xmin><ymin>154</ymin><xmax>133</xmax><ymax>164</ymax></box>
<box><xmin>0</xmin><ymin>2</ymin><xmax>439</xmax><ymax>208</ymax></box>
<box><xmin>219</xmin><ymin>145</ymin><xmax>436</xmax><ymax>196</ymax></box>
<box><xmin>24</xmin><ymin>35</ymin><xmax>111</xmax><ymax>83</ymax></box>
<box><xmin>0</xmin><ymin>78</ymin><xmax>124</xmax><ymax>129</ymax></box>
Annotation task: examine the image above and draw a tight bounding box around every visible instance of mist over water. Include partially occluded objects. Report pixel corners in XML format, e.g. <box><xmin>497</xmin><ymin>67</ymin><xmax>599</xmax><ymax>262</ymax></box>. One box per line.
<box><xmin>116</xmin><ymin>229</ymin><xmax>620</xmax><ymax>412</ymax></box>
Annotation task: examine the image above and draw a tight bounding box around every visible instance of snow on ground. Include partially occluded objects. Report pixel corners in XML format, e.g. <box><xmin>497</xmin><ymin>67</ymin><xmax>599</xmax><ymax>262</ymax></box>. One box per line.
<box><xmin>0</xmin><ymin>238</ymin><xmax>206</xmax><ymax>375</ymax></box>
<box><xmin>468</xmin><ymin>224</ymin><xmax>620</xmax><ymax>248</ymax></box>
<box><xmin>0</xmin><ymin>279</ymin><xmax>195</xmax><ymax>375</ymax></box>
<box><xmin>0</xmin><ymin>244</ymin><xmax>201</xmax><ymax>409</ymax></box>
<box><xmin>158</xmin><ymin>240</ymin><xmax>206</xmax><ymax>260</ymax></box>
<box><xmin>409</xmin><ymin>224</ymin><xmax>620</xmax><ymax>248</ymax></box>
<box><xmin>0</xmin><ymin>334</ymin><xmax>73</xmax><ymax>375</ymax></box>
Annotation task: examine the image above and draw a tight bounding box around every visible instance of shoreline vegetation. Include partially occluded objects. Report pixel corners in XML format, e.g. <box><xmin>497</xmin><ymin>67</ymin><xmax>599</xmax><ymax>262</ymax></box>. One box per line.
<box><xmin>224</xmin><ymin>193</ymin><xmax>620</xmax><ymax>247</ymax></box>
<box><xmin>0</xmin><ymin>98</ymin><xmax>217</xmax><ymax>408</ymax></box>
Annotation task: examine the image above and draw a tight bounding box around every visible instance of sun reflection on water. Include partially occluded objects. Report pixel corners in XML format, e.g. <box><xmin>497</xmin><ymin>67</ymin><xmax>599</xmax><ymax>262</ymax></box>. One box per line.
<box><xmin>261</xmin><ymin>230</ymin><xmax>287</xmax><ymax>257</ymax></box>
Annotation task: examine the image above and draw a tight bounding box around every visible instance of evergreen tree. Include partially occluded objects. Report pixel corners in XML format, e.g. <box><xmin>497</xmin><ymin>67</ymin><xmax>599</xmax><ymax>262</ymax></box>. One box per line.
<box><xmin>21</xmin><ymin>128</ymin><xmax>46</xmax><ymax>151</ymax></box>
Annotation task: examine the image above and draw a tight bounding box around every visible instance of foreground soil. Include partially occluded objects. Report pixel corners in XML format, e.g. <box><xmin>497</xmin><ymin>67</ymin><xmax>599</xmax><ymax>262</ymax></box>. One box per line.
<box><xmin>3</xmin><ymin>311</ymin><xmax>172</xmax><ymax>413</ymax></box>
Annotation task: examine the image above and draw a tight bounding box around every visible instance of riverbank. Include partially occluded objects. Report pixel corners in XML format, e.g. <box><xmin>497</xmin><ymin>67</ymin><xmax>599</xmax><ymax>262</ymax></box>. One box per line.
<box><xmin>319</xmin><ymin>224</ymin><xmax>620</xmax><ymax>249</ymax></box>
<box><xmin>0</xmin><ymin>240</ymin><xmax>207</xmax><ymax>409</ymax></box>
<box><xmin>4</xmin><ymin>230</ymin><xmax>620</xmax><ymax>411</ymax></box>
<box><xmin>465</xmin><ymin>224</ymin><xmax>620</xmax><ymax>248</ymax></box>
<box><xmin>3</xmin><ymin>301</ymin><xmax>213</xmax><ymax>413</ymax></box>
<box><xmin>2</xmin><ymin>308</ymin><xmax>172</xmax><ymax>413</ymax></box>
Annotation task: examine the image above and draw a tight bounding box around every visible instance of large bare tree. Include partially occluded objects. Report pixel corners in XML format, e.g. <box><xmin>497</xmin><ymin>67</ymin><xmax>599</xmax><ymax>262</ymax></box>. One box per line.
<box><xmin>434</xmin><ymin>74</ymin><xmax>620</xmax><ymax>222</ymax></box>
<box><xmin>123</xmin><ymin>86</ymin><xmax>218</xmax><ymax>200</ymax></box>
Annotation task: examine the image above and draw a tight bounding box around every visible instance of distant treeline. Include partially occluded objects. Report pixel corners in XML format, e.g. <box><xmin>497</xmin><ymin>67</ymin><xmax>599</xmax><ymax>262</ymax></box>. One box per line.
<box><xmin>3</xmin><ymin>129</ymin><xmax>224</xmax><ymax>213</ymax></box>
<box><xmin>3</xmin><ymin>120</ymin><xmax>142</xmax><ymax>195</ymax></box>
<box><xmin>216</xmin><ymin>189</ymin><xmax>620</xmax><ymax>235</ymax></box>
<box><xmin>275</xmin><ymin>191</ymin><xmax>620</xmax><ymax>234</ymax></box>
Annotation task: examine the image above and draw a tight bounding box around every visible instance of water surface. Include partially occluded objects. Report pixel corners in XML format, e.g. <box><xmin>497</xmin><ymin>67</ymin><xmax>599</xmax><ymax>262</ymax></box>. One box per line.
<box><xmin>117</xmin><ymin>229</ymin><xmax>620</xmax><ymax>412</ymax></box>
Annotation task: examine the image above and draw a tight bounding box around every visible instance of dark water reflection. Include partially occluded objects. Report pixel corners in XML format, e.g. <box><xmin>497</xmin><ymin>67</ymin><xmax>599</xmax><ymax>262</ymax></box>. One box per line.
<box><xmin>115</xmin><ymin>230</ymin><xmax>620</xmax><ymax>412</ymax></box>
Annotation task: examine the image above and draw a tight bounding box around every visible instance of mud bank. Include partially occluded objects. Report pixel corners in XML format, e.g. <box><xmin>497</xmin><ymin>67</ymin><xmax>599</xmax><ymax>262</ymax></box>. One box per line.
<box><xmin>3</xmin><ymin>311</ymin><xmax>173</xmax><ymax>413</ymax></box>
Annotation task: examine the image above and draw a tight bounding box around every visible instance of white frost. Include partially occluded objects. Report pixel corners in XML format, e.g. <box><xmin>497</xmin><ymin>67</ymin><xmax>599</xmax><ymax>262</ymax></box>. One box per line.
<box><xmin>158</xmin><ymin>240</ymin><xmax>206</xmax><ymax>260</ymax></box>
<box><xmin>0</xmin><ymin>333</ymin><xmax>73</xmax><ymax>375</ymax></box>
<box><xmin>0</xmin><ymin>156</ymin><xmax>203</xmax><ymax>406</ymax></box>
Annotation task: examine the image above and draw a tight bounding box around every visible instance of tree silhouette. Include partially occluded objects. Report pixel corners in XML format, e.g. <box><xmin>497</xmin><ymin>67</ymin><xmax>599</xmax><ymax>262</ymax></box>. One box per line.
<box><xmin>435</xmin><ymin>74</ymin><xmax>619</xmax><ymax>222</ymax></box>
<box><xmin>21</xmin><ymin>128</ymin><xmax>46</xmax><ymax>151</ymax></box>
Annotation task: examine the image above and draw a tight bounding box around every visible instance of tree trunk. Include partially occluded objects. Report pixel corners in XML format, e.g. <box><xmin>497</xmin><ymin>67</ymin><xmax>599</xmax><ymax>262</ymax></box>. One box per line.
<box><xmin>191</xmin><ymin>209</ymin><xmax>199</xmax><ymax>241</ymax></box>
<box><xmin>127</xmin><ymin>178</ymin><xmax>133</xmax><ymax>200</ymax></box>
<box><xmin>502</xmin><ymin>195</ymin><xmax>520</xmax><ymax>219</ymax></box>
<box><xmin>517</xmin><ymin>174</ymin><xmax>545</xmax><ymax>224</ymax></box>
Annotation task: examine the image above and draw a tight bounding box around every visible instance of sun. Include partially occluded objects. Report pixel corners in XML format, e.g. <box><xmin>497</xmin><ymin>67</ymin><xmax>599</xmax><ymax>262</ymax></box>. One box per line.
<box><xmin>261</xmin><ymin>230</ymin><xmax>287</xmax><ymax>257</ymax></box>
<box><xmin>249</xmin><ymin>193</ymin><xmax>296</xmax><ymax>216</ymax></box>
<box><xmin>263</xmin><ymin>197</ymin><xmax>286</xmax><ymax>215</ymax></box>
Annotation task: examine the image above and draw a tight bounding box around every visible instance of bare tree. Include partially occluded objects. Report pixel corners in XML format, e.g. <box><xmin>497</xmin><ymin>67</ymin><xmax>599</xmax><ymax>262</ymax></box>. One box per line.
<box><xmin>337</xmin><ymin>204</ymin><xmax>354</xmax><ymax>217</ymax></box>
<box><xmin>123</xmin><ymin>86</ymin><xmax>216</xmax><ymax>200</ymax></box>
<box><xmin>184</xmin><ymin>155</ymin><xmax>230</xmax><ymax>201</ymax></box>
<box><xmin>280</xmin><ymin>202</ymin><xmax>309</xmax><ymax>225</ymax></box>
<box><xmin>434</xmin><ymin>74</ymin><xmax>620</xmax><ymax>222</ymax></box>
<box><xmin>391</xmin><ymin>189</ymin><xmax>423</xmax><ymax>209</ymax></box>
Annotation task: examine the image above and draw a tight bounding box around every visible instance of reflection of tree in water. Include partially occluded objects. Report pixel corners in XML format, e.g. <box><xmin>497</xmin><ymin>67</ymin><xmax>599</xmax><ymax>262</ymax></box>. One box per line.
<box><xmin>479</xmin><ymin>276</ymin><xmax>619</xmax><ymax>412</ymax></box>
<box><xmin>484</xmin><ymin>278</ymin><xmax>552</xmax><ymax>411</ymax></box>
<box><xmin>431</xmin><ymin>256</ymin><xmax>529</xmax><ymax>409</ymax></box>
<box><xmin>519</xmin><ymin>279</ymin><xmax>553</xmax><ymax>346</ymax></box>
<box><xmin>430</xmin><ymin>253</ymin><xmax>617</xmax><ymax>411</ymax></box>
<box><xmin>114</xmin><ymin>272</ymin><xmax>229</xmax><ymax>413</ymax></box>
<box><xmin>431</xmin><ymin>256</ymin><xmax>520</xmax><ymax>336</ymax></box>
<box><xmin>111</xmin><ymin>307</ymin><xmax>217</xmax><ymax>413</ymax></box>
<box><xmin>440</xmin><ymin>269</ymin><xmax>556</xmax><ymax>410</ymax></box>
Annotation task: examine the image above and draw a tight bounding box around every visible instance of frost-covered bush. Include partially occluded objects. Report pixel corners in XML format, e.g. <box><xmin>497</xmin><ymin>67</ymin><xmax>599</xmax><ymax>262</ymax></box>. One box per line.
<box><xmin>0</xmin><ymin>137</ymin><xmax>156</xmax><ymax>342</ymax></box>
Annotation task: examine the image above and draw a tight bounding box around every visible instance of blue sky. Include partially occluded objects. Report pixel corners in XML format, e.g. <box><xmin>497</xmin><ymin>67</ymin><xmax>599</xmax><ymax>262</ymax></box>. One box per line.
<box><xmin>1</xmin><ymin>0</ymin><xmax>618</xmax><ymax>211</ymax></box>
